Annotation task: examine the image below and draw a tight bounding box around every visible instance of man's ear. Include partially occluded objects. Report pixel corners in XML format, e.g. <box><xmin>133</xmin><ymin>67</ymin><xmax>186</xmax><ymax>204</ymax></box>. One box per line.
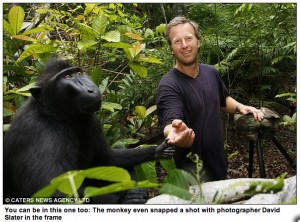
<box><xmin>29</xmin><ymin>86</ymin><xmax>42</xmax><ymax>100</ymax></box>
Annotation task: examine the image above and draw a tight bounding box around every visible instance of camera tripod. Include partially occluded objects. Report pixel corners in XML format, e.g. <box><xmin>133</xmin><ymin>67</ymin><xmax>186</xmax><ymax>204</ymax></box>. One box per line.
<box><xmin>248</xmin><ymin>131</ymin><xmax>296</xmax><ymax>178</ymax></box>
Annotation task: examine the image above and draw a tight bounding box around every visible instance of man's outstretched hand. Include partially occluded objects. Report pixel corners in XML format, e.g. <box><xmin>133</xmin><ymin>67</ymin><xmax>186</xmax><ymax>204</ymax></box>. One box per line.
<box><xmin>164</xmin><ymin>119</ymin><xmax>195</xmax><ymax>148</ymax></box>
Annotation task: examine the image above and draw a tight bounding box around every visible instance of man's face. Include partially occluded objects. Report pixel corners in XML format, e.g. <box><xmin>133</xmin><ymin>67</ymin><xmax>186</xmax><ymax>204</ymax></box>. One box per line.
<box><xmin>169</xmin><ymin>23</ymin><xmax>200</xmax><ymax>66</ymax></box>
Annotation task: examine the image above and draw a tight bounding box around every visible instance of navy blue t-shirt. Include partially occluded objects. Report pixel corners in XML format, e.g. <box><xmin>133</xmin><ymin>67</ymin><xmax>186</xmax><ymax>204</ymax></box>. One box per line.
<box><xmin>156</xmin><ymin>64</ymin><xmax>229</xmax><ymax>181</ymax></box>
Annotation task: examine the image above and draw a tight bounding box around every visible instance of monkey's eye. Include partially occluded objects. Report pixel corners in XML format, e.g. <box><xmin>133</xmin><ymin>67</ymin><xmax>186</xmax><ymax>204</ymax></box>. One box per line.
<box><xmin>64</xmin><ymin>74</ymin><xmax>73</xmax><ymax>79</ymax></box>
<box><xmin>76</xmin><ymin>71</ymin><xmax>83</xmax><ymax>76</ymax></box>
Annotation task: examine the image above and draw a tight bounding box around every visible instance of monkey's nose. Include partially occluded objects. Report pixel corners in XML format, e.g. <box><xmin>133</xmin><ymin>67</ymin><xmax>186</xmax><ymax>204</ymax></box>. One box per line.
<box><xmin>87</xmin><ymin>88</ymin><xmax>94</xmax><ymax>93</ymax></box>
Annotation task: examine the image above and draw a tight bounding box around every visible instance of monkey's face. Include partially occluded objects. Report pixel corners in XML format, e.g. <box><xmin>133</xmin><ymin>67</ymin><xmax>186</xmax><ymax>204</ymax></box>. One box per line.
<box><xmin>54</xmin><ymin>67</ymin><xmax>102</xmax><ymax>115</ymax></box>
<box><xmin>31</xmin><ymin>66</ymin><xmax>102</xmax><ymax>116</ymax></box>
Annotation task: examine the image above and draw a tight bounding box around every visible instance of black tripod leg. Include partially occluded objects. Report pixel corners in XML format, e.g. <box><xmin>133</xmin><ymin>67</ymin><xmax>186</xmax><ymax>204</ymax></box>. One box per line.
<box><xmin>256</xmin><ymin>133</ymin><xmax>266</xmax><ymax>178</ymax></box>
<box><xmin>249</xmin><ymin>140</ymin><xmax>254</xmax><ymax>178</ymax></box>
<box><xmin>272</xmin><ymin>136</ymin><xmax>296</xmax><ymax>169</ymax></box>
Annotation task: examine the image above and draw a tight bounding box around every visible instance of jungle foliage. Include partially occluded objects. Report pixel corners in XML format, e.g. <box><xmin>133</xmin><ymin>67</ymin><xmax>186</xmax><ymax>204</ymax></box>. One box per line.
<box><xmin>3</xmin><ymin>3</ymin><xmax>296</xmax><ymax>143</ymax></box>
<box><xmin>2</xmin><ymin>3</ymin><xmax>297</xmax><ymax>201</ymax></box>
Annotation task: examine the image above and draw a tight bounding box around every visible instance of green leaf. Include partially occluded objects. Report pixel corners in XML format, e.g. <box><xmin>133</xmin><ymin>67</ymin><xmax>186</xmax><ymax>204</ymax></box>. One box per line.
<box><xmin>102</xmin><ymin>30</ymin><xmax>120</xmax><ymax>42</ymax></box>
<box><xmin>16</xmin><ymin>44</ymin><xmax>56</xmax><ymax>63</ymax></box>
<box><xmin>135</xmin><ymin>56</ymin><xmax>162</xmax><ymax>64</ymax></box>
<box><xmin>160</xmin><ymin>159</ymin><xmax>177</xmax><ymax>174</ymax></box>
<box><xmin>3</xmin><ymin>124</ymin><xmax>11</xmax><ymax>132</ymax></box>
<box><xmin>23</xmin><ymin>26</ymin><xmax>54</xmax><ymax>35</ymax></box>
<box><xmin>82</xmin><ymin>166</ymin><xmax>131</xmax><ymax>182</ymax></box>
<box><xmin>134</xmin><ymin>161</ymin><xmax>157</xmax><ymax>183</ymax></box>
<box><xmin>8</xmin><ymin>6</ymin><xmax>25</xmax><ymax>35</ymax></box>
<box><xmin>155</xmin><ymin>23</ymin><xmax>166</xmax><ymax>36</ymax></box>
<box><xmin>102</xmin><ymin>42</ymin><xmax>132</xmax><ymax>49</ymax></box>
<box><xmin>135</xmin><ymin>106</ymin><xmax>146</xmax><ymax>119</ymax></box>
<box><xmin>35</xmin><ymin>9</ymin><xmax>49</xmax><ymax>14</ymax></box>
<box><xmin>77</xmin><ymin>40</ymin><xmax>98</xmax><ymax>50</ymax></box>
<box><xmin>144</xmin><ymin>28</ymin><xmax>154</xmax><ymax>38</ymax></box>
<box><xmin>159</xmin><ymin>169</ymin><xmax>198</xmax><ymax>201</ymax></box>
<box><xmin>131</xmin><ymin>42</ymin><xmax>145</xmax><ymax>57</ymax></box>
<box><xmin>145</xmin><ymin>105</ymin><xmax>157</xmax><ymax>118</ymax></box>
<box><xmin>3</xmin><ymin>108</ymin><xmax>15</xmax><ymax>117</ymax></box>
<box><xmin>291</xmin><ymin>113</ymin><xmax>296</xmax><ymax>122</ymax></box>
<box><xmin>101</xmin><ymin>101</ymin><xmax>122</xmax><ymax>112</ymax></box>
<box><xmin>159</xmin><ymin>183</ymin><xmax>193</xmax><ymax>201</ymax></box>
<box><xmin>3</xmin><ymin>19</ymin><xmax>14</xmax><ymax>36</ymax></box>
<box><xmin>163</xmin><ymin>169</ymin><xmax>191</xmax><ymax>190</ymax></box>
<box><xmin>99</xmin><ymin>77</ymin><xmax>109</xmax><ymax>94</ymax></box>
<box><xmin>125</xmin><ymin>32</ymin><xmax>144</xmax><ymax>41</ymax></box>
<box><xmin>16</xmin><ymin>82</ymin><xmax>36</xmax><ymax>92</ymax></box>
<box><xmin>84</xmin><ymin>181</ymin><xmax>135</xmax><ymax>198</ymax></box>
<box><xmin>51</xmin><ymin>171</ymin><xmax>85</xmax><ymax>196</ymax></box>
<box><xmin>31</xmin><ymin>183</ymin><xmax>58</xmax><ymax>199</ymax></box>
<box><xmin>91</xmin><ymin>66</ymin><xmax>102</xmax><ymax>86</ymax></box>
<box><xmin>12</xmin><ymin>35</ymin><xmax>37</xmax><ymax>42</ymax></box>
<box><xmin>275</xmin><ymin>92</ymin><xmax>296</xmax><ymax>98</ymax></box>
<box><xmin>282</xmin><ymin>115</ymin><xmax>292</xmax><ymax>122</ymax></box>
<box><xmin>84</xmin><ymin>3</ymin><xmax>98</xmax><ymax>15</ymax></box>
<box><xmin>129</xmin><ymin>63</ymin><xmax>148</xmax><ymax>78</ymax></box>
<box><xmin>92</xmin><ymin>14</ymin><xmax>108</xmax><ymax>35</ymax></box>
<box><xmin>77</xmin><ymin>23</ymin><xmax>96</xmax><ymax>40</ymax></box>
<box><xmin>136</xmin><ymin>180</ymin><xmax>158</xmax><ymax>189</ymax></box>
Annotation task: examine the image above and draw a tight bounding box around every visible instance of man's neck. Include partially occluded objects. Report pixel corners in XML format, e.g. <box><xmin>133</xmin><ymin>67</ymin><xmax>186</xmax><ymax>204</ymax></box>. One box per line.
<box><xmin>175</xmin><ymin>63</ymin><xmax>199</xmax><ymax>78</ymax></box>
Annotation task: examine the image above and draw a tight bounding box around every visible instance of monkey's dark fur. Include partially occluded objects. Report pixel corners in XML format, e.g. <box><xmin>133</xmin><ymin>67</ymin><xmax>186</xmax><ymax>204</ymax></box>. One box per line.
<box><xmin>3</xmin><ymin>60</ymin><xmax>173</xmax><ymax>204</ymax></box>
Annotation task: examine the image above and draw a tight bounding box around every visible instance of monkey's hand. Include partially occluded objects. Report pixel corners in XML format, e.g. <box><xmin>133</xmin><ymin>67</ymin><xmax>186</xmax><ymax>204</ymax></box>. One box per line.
<box><xmin>122</xmin><ymin>188</ymin><xmax>148</xmax><ymax>204</ymax></box>
<box><xmin>154</xmin><ymin>138</ymin><xmax>175</xmax><ymax>160</ymax></box>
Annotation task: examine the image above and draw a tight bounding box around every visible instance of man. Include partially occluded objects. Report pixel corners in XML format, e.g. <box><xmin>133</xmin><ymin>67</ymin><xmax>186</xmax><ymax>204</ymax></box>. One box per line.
<box><xmin>156</xmin><ymin>16</ymin><xmax>264</xmax><ymax>181</ymax></box>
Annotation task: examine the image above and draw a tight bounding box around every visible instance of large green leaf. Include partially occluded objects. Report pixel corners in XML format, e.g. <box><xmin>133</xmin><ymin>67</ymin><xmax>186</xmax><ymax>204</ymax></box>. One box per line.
<box><xmin>160</xmin><ymin>183</ymin><xmax>194</xmax><ymax>201</ymax></box>
<box><xmin>16</xmin><ymin>44</ymin><xmax>56</xmax><ymax>63</ymax></box>
<box><xmin>135</xmin><ymin>106</ymin><xmax>146</xmax><ymax>119</ymax></box>
<box><xmin>51</xmin><ymin>171</ymin><xmax>85</xmax><ymax>196</ymax></box>
<box><xmin>16</xmin><ymin>82</ymin><xmax>36</xmax><ymax>92</ymax></box>
<box><xmin>12</xmin><ymin>35</ymin><xmax>37</xmax><ymax>42</ymax></box>
<box><xmin>84</xmin><ymin>180</ymin><xmax>156</xmax><ymax>198</ymax></box>
<box><xmin>91</xmin><ymin>66</ymin><xmax>102</xmax><ymax>86</ymax></box>
<box><xmin>135</xmin><ymin>180</ymin><xmax>158</xmax><ymax>189</ymax></box>
<box><xmin>77</xmin><ymin>40</ymin><xmax>98</xmax><ymax>50</ymax></box>
<box><xmin>155</xmin><ymin>23</ymin><xmax>166</xmax><ymax>36</ymax></box>
<box><xmin>101</xmin><ymin>101</ymin><xmax>122</xmax><ymax>112</ymax></box>
<box><xmin>129</xmin><ymin>63</ymin><xmax>148</xmax><ymax>78</ymax></box>
<box><xmin>31</xmin><ymin>170</ymin><xmax>85</xmax><ymax>200</ymax></box>
<box><xmin>134</xmin><ymin>161</ymin><xmax>157</xmax><ymax>183</ymax></box>
<box><xmin>3</xmin><ymin>108</ymin><xmax>15</xmax><ymax>117</ymax></box>
<box><xmin>159</xmin><ymin>169</ymin><xmax>198</xmax><ymax>201</ymax></box>
<box><xmin>82</xmin><ymin>166</ymin><xmax>131</xmax><ymax>182</ymax></box>
<box><xmin>8</xmin><ymin>6</ymin><xmax>25</xmax><ymax>35</ymax></box>
<box><xmin>92</xmin><ymin>14</ymin><xmax>108</xmax><ymax>35</ymax></box>
<box><xmin>23</xmin><ymin>26</ymin><xmax>54</xmax><ymax>35</ymax></box>
<box><xmin>144</xmin><ymin>28</ymin><xmax>154</xmax><ymax>38</ymax></box>
<box><xmin>160</xmin><ymin>159</ymin><xmax>177</xmax><ymax>174</ymax></box>
<box><xmin>31</xmin><ymin>183</ymin><xmax>58</xmax><ymax>199</ymax></box>
<box><xmin>84</xmin><ymin>181</ymin><xmax>135</xmax><ymax>198</ymax></box>
<box><xmin>77</xmin><ymin>23</ymin><xmax>96</xmax><ymax>40</ymax></box>
<box><xmin>163</xmin><ymin>169</ymin><xmax>190</xmax><ymax>190</ymax></box>
<box><xmin>3</xmin><ymin>19</ymin><xmax>14</xmax><ymax>36</ymax></box>
<box><xmin>125</xmin><ymin>32</ymin><xmax>144</xmax><ymax>41</ymax></box>
<box><xmin>131</xmin><ymin>42</ymin><xmax>145</xmax><ymax>57</ymax></box>
<box><xmin>101</xmin><ymin>30</ymin><xmax>120</xmax><ymax>42</ymax></box>
<box><xmin>84</xmin><ymin>3</ymin><xmax>98</xmax><ymax>14</ymax></box>
<box><xmin>102</xmin><ymin>42</ymin><xmax>132</xmax><ymax>49</ymax></box>
<box><xmin>135</xmin><ymin>56</ymin><xmax>163</xmax><ymax>64</ymax></box>
<box><xmin>145</xmin><ymin>105</ymin><xmax>157</xmax><ymax>118</ymax></box>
